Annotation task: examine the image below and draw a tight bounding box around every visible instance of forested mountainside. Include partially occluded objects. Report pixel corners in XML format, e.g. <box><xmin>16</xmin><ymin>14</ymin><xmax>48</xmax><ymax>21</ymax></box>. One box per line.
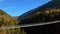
<box><xmin>19</xmin><ymin>7</ymin><xmax>60</xmax><ymax>24</ymax></box>
<box><xmin>0</xmin><ymin>10</ymin><xmax>26</xmax><ymax>34</ymax></box>
<box><xmin>0</xmin><ymin>0</ymin><xmax>60</xmax><ymax>34</ymax></box>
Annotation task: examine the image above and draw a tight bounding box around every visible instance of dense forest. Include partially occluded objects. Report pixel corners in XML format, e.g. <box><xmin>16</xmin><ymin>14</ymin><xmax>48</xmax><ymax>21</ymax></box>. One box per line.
<box><xmin>0</xmin><ymin>10</ymin><xmax>27</xmax><ymax>34</ymax></box>
<box><xmin>19</xmin><ymin>8</ymin><xmax>60</xmax><ymax>24</ymax></box>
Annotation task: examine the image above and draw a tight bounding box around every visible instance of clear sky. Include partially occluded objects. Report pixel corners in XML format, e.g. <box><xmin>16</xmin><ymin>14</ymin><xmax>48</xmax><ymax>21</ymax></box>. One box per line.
<box><xmin>0</xmin><ymin>0</ymin><xmax>51</xmax><ymax>16</ymax></box>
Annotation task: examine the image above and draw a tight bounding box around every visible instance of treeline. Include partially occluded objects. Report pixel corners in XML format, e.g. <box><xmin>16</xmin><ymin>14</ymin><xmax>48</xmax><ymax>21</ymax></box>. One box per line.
<box><xmin>19</xmin><ymin>8</ymin><xmax>60</xmax><ymax>24</ymax></box>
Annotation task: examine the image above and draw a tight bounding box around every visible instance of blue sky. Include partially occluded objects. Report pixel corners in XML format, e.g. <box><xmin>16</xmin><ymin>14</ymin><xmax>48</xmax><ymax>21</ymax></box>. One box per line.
<box><xmin>0</xmin><ymin>0</ymin><xmax>51</xmax><ymax>16</ymax></box>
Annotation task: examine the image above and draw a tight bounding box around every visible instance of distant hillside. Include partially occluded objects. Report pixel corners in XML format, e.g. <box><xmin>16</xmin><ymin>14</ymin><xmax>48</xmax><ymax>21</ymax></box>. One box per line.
<box><xmin>19</xmin><ymin>0</ymin><xmax>60</xmax><ymax>20</ymax></box>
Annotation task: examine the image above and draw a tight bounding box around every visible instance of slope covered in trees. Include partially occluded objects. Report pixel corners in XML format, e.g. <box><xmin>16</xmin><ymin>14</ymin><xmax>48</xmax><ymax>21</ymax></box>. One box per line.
<box><xmin>0</xmin><ymin>10</ymin><xmax>26</xmax><ymax>34</ymax></box>
<box><xmin>19</xmin><ymin>8</ymin><xmax>60</xmax><ymax>24</ymax></box>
